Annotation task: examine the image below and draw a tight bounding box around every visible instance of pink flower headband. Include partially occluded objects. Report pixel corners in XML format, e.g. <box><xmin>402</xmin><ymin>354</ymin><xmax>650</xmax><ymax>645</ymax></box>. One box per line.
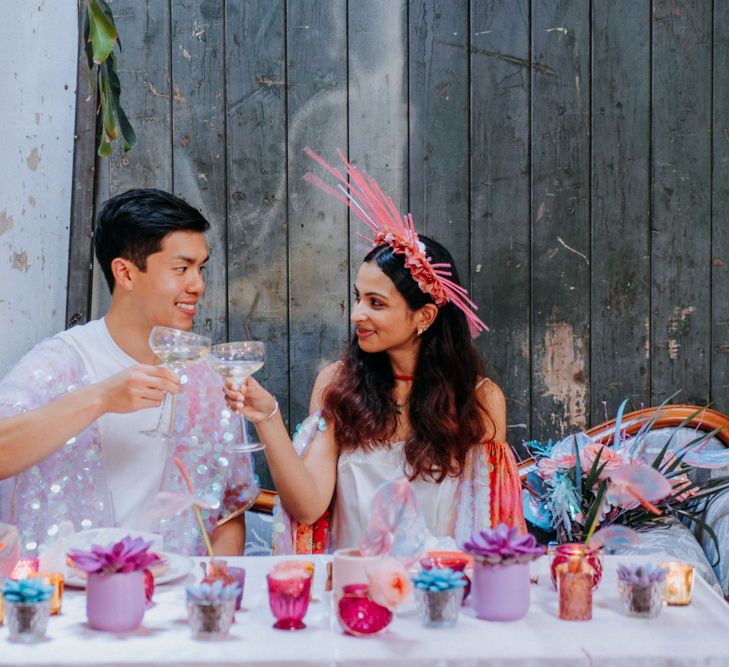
<box><xmin>303</xmin><ymin>147</ymin><xmax>489</xmax><ymax>337</ymax></box>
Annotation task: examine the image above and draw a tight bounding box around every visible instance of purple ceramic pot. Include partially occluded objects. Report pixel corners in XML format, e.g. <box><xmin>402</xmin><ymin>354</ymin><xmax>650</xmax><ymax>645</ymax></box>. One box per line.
<box><xmin>87</xmin><ymin>570</ymin><xmax>146</xmax><ymax>632</ymax></box>
<box><xmin>472</xmin><ymin>561</ymin><xmax>530</xmax><ymax>621</ymax></box>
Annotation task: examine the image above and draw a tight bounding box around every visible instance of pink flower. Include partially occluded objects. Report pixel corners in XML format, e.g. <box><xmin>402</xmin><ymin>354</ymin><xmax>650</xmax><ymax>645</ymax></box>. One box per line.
<box><xmin>537</xmin><ymin>454</ymin><xmax>576</xmax><ymax>480</ymax></box>
<box><xmin>367</xmin><ymin>559</ymin><xmax>412</xmax><ymax>610</ymax></box>
<box><xmin>579</xmin><ymin>443</ymin><xmax>624</xmax><ymax>479</ymax></box>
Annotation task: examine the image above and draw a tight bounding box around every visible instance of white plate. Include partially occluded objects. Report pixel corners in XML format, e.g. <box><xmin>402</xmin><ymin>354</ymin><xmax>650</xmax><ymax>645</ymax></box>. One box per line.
<box><xmin>65</xmin><ymin>552</ymin><xmax>194</xmax><ymax>589</ymax></box>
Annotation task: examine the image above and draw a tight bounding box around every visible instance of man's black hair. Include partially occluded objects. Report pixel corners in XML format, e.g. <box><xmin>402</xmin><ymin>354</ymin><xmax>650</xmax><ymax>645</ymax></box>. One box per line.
<box><xmin>94</xmin><ymin>188</ymin><xmax>210</xmax><ymax>292</ymax></box>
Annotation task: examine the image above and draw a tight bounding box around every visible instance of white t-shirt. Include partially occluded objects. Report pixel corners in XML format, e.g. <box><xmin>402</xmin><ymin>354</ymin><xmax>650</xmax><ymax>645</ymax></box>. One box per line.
<box><xmin>55</xmin><ymin>319</ymin><xmax>167</xmax><ymax>531</ymax></box>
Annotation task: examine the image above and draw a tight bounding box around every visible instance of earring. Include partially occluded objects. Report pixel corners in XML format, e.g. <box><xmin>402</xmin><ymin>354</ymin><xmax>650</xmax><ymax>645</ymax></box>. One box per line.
<box><xmin>417</xmin><ymin>326</ymin><xmax>426</xmax><ymax>336</ymax></box>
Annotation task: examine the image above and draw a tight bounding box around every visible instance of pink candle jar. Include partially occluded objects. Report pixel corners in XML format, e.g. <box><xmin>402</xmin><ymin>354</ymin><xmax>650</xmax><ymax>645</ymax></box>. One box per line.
<box><xmin>337</xmin><ymin>584</ymin><xmax>393</xmax><ymax>637</ymax></box>
<box><xmin>266</xmin><ymin>564</ymin><xmax>312</xmax><ymax>631</ymax></box>
<box><xmin>550</xmin><ymin>544</ymin><xmax>603</xmax><ymax>590</ymax></box>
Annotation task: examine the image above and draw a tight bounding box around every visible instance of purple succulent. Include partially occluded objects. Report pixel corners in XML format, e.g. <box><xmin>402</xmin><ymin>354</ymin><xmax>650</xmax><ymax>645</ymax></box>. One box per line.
<box><xmin>67</xmin><ymin>536</ymin><xmax>161</xmax><ymax>575</ymax></box>
<box><xmin>463</xmin><ymin>524</ymin><xmax>546</xmax><ymax>564</ymax></box>
<box><xmin>617</xmin><ymin>563</ymin><xmax>667</xmax><ymax>586</ymax></box>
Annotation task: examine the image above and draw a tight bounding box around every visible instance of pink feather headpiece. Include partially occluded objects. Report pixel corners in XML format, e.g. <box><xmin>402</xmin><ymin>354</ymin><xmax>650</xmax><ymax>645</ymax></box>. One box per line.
<box><xmin>303</xmin><ymin>147</ymin><xmax>488</xmax><ymax>337</ymax></box>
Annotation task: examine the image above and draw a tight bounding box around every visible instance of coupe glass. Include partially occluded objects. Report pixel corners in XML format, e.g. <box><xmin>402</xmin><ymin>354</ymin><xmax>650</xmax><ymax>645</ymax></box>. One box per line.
<box><xmin>207</xmin><ymin>341</ymin><xmax>266</xmax><ymax>453</ymax></box>
<box><xmin>140</xmin><ymin>326</ymin><xmax>211</xmax><ymax>439</ymax></box>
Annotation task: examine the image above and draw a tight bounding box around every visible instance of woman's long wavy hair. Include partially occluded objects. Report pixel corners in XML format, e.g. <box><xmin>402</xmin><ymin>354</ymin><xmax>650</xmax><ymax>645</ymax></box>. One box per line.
<box><xmin>322</xmin><ymin>235</ymin><xmax>495</xmax><ymax>482</ymax></box>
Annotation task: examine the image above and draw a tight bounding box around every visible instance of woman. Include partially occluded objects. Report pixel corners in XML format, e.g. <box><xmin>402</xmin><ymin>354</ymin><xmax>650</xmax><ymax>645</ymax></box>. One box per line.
<box><xmin>225</xmin><ymin>149</ymin><xmax>525</xmax><ymax>553</ymax></box>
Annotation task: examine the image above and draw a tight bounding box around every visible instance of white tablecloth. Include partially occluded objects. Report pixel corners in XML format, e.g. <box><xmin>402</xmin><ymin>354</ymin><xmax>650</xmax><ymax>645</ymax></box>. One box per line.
<box><xmin>2</xmin><ymin>554</ymin><xmax>729</xmax><ymax>666</ymax></box>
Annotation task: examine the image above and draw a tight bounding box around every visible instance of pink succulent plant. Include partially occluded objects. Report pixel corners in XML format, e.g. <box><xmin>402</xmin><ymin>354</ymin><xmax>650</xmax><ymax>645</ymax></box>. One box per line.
<box><xmin>463</xmin><ymin>524</ymin><xmax>545</xmax><ymax>565</ymax></box>
<box><xmin>67</xmin><ymin>536</ymin><xmax>161</xmax><ymax>575</ymax></box>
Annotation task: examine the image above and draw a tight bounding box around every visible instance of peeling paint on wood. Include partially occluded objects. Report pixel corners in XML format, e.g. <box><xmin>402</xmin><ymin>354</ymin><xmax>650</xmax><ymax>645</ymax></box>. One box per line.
<box><xmin>541</xmin><ymin>319</ymin><xmax>587</xmax><ymax>430</ymax></box>
<box><xmin>26</xmin><ymin>147</ymin><xmax>40</xmax><ymax>171</ymax></box>
<box><xmin>0</xmin><ymin>210</ymin><xmax>13</xmax><ymax>235</ymax></box>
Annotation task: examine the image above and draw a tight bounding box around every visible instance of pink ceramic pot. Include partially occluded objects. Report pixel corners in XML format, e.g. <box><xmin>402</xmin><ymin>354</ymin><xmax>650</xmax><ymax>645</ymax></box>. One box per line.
<box><xmin>472</xmin><ymin>561</ymin><xmax>530</xmax><ymax>621</ymax></box>
<box><xmin>87</xmin><ymin>571</ymin><xmax>146</xmax><ymax>632</ymax></box>
<box><xmin>331</xmin><ymin>549</ymin><xmax>383</xmax><ymax>598</ymax></box>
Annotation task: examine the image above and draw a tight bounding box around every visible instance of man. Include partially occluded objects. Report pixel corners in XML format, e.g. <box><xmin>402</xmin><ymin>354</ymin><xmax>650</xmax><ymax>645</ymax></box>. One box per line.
<box><xmin>0</xmin><ymin>189</ymin><xmax>258</xmax><ymax>556</ymax></box>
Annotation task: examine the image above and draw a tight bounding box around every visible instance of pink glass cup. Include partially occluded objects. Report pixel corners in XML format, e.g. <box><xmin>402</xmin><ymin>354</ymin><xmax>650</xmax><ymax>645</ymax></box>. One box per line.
<box><xmin>266</xmin><ymin>571</ymin><xmax>312</xmax><ymax>630</ymax></box>
<box><xmin>227</xmin><ymin>567</ymin><xmax>246</xmax><ymax>611</ymax></box>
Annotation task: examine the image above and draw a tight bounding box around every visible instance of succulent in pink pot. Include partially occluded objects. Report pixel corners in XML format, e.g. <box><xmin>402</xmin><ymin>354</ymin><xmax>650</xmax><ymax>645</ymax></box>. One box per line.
<box><xmin>463</xmin><ymin>524</ymin><xmax>545</xmax><ymax>622</ymax></box>
<box><xmin>68</xmin><ymin>536</ymin><xmax>160</xmax><ymax>632</ymax></box>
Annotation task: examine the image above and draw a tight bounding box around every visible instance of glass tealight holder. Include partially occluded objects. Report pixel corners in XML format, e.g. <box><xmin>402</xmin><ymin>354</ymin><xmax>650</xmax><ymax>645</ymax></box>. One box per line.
<box><xmin>618</xmin><ymin>580</ymin><xmax>665</xmax><ymax>618</ymax></box>
<box><xmin>267</xmin><ymin>568</ymin><xmax>312</xmax><ymax>630</ymax></box>
<box><xmin>227</xmin><ymin>567</ymin><xmax>246</xmax><ymax>611</ymax></box>
<box><xmin>558</xmin><ymin>570</ymin><xmax>592</xmax><ymax>621</ymax></box>
<box><xmin>186</xmin><ymin>595</ymin><xmax>236</xmax><ymax>640</ymax></box>
<box><xmin>5</xmin><ymin>598</ymin><xmax>51</xmax><ymax>643</ymax></box>
<box><xmin>414</xmin><ymin>587</ymin><xmax>462</xmax><ymax>628</ymax></box>
<box><xmin>661</xmin><ymin>562</ymin><xmax>694</xmax><ymax>606</ymax></box>
<box><xmin>29</xmin><ymin>573</ymin><xmax>64</xmax><ymax>615</ymax></box>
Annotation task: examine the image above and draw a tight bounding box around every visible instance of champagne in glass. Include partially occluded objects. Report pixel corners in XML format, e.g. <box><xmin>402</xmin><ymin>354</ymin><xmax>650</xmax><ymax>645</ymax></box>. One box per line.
<box><xmin>140</xmin><ymin>326</ymin><xmax>212</xmax><ymax>439</ymax></box>
<box><xmin>208</xmin><ymin>341</ymin><xmax>266</xmax><ymax>453</ymax></box>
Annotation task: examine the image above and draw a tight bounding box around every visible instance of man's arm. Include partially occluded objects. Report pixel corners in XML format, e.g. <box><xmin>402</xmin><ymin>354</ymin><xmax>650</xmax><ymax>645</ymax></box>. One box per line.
<box><xmin>211</xmin><ymin>516</ymin><xmax>245</xmax><ymax>556</ymax></box>
<box><xmin>0</xmin><ymin>365</ymin><xmax>179</xmax><ymax>479</ymax></box>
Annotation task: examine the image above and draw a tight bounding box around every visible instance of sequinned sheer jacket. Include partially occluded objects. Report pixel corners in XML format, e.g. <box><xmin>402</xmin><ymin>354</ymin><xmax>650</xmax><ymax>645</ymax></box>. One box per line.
<box><xmin>0</xmin><ymin>336</ymin><xmax>258</xmax><ymax>556</ymax></box>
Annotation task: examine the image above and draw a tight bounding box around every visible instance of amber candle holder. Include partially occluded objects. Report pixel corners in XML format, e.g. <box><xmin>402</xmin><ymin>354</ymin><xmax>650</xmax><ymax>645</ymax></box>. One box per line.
<box><xmin>9</xmin><ymin>557</ymin><xmax>39</xmax><ymax>580</ymax></box>
<box><xmin>29</xmin><ymin>572</ymin><xmax>64</xmax><ymax>615</ymax></box>
<box><xmin>558</xmin><ymin>568</ymin><xmax>593</xmax><ymax>621</ymax></box>
<box><xmin>661</xmin><ymin>562</ymin><xmax>694</xmax><ymax>606</ymax></box>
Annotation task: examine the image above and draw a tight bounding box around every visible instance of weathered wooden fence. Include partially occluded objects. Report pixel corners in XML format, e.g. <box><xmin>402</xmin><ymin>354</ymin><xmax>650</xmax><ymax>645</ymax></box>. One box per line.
<box><xmin>68</xmin><ymin>1</ymin><xmax>729</xmax><ymax>475</ymax></box>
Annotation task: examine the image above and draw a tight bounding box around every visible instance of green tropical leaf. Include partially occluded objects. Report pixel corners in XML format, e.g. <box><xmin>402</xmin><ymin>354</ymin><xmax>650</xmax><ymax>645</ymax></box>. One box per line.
<box><xmin>87</xmin><ymin>0</ymin><xmax>118</xmax><ymax>64</ymax></box>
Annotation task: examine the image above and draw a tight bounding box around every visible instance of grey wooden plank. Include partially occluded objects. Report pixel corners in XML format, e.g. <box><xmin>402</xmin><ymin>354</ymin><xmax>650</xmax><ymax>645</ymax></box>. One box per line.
<box><xmin>408</xmin><ymin>0</ymin><xmax>470</xmax><ymax>282</ymax></box>
<box><xmin>348</xmin><ymin>0</ymin><xmax>408</xmax><ymax>282</ymax></box>
<box><xmin>470</xmin><ymin>0</ymin><xmax>531</xmax><ymax>452</ymax></box>
<box><xmin>171</xmin><ymin>0</ymin><xmax>227</xmax><ymax>344</ymax></box>
<box><xmin>712</xmin><ymin>0</ymin><xmax>729</xmax><ymax>412</ymax></box>
<box><xmin>651</xmin><ymin>0</ymin><xmax>712</xmax><ymax>405</ymax></box>
<box><xmin>531</xmin><ymin>0</ymin><xmax>591</xmax><ymax>440</ymax></box>
<box><xmin>287</xmin><ymin>1</ymin><xmax>349</xmax><ymax>425</ymax></box>
<box><xmin>109</xmin><ymin>0</ymin><xmax>172</xmax><ymax>192</ymax></box>
<box><xmin>590</xmin><ymin>0</ymin><xmax>650</xmax><ymax>421</ymax></box>
<box><xmin>66</xmin><ymin>2</ymin><xmax>98</xmax><ymax>329</ymax></box>
<box><xmin>225</xmin><ymin>0</ymin><xmax>287</xmax><ymax>491</ymax></box>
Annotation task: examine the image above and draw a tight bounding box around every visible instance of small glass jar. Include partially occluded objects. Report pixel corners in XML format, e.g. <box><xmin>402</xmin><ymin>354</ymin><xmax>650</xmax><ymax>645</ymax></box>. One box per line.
<box><xmin>186</xmin><ymin>595</ymin><xmax>236</xmax><ymax>640</ymax></box>
<box><xmin>420</xmin><ymin>552</ymin><xmax>472</xmax><ymax>601</ymax></box>
<box><xmin>4</xmin><ymin>598</ymin><xmax>52</xmax><ymax>643</ymax></box>
<box><xmin>619</xmin><ymin>580</ymin><xmax>665</xmax><ymax>618</ymax></box>
<box><xmin>661</xmin><ymin>562</ymin><xmax>694</xmax><ymax>606</ymax></box>
<box><xmin>551</xmin><ymin>544</ymin><xmax>603</xmax><ymax>590</ymax></box>
<box><xmin>558</xmin><ymin>570</ymin><xmax>592</xmax><ymax>621</ymax></box>
<box><xmin>414</xmin><ymin>587</ymin><xmax>461</xmax><ymax>628</ymax></box>
<box><xmin>337</xmin><ymin>584</ymin><xmax>393</xmax><ymax>637</ymax></box>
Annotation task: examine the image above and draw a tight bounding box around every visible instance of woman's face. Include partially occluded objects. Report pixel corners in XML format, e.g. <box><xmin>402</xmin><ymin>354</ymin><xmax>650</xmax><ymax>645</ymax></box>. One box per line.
<box><xmin>350</xmin><ymin>261</ymin><xmax>420</xmax><ymax>354</ymax></box>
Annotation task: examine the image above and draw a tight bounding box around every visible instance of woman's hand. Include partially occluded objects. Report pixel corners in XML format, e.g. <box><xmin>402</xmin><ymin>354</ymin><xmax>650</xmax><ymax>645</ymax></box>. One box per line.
<box><xmin>223</xmin><ymin>376</ymin><xmax>278</xmax><ymax>424</ymax></box>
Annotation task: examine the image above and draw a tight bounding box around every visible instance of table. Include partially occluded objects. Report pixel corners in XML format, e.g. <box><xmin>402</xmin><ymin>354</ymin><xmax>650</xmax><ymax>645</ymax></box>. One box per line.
<box><xmin>2</xmin><ymin>554</ymin><xmax>729</xmax><ymax>666</ymax></box>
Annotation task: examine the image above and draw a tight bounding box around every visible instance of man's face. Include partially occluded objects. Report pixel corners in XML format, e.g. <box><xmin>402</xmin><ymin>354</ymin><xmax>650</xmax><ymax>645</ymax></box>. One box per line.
<box><xmin>130</xmin><ymin>231</ymin><xmax>208</xmax><ymax>331</ymax></box>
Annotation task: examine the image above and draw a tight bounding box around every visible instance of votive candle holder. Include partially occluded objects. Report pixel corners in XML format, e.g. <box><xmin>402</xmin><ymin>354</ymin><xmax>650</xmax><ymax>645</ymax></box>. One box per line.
<box><xmin>661</xmin><ymin>562</ymin><xmax>694</xmax><ymax>606</ymax></box>
<box><xmin>29</xmin><ymin>573</ymin><xmax>63</xmax><ymax>616</ymax></box>
<box><xmin>267</xmin><ymin>566</ymin><xmax>312</xmax><ymax>630</ymax></box>
<box><xmin>558</xmin><ymin>570</ymin><xmax>592</xmax><ymax>621</ymax></box>
<box><xmin>186</xmin><ymin>595</ymin><xmax>236</xmax><ymax>640</ymax></box>
<box><xmin>5</xmin><ymin>598</ymin><xmax>51</xmax><ymax>643</ymax></box>
<box><xmin>618</xmin><ymin>580</ymin><xmax>665</xmax><ymax>618</ymax></box>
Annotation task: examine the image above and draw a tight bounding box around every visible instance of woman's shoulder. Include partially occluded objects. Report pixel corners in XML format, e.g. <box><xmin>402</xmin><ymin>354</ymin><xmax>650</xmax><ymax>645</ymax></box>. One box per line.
<box><xmin>476</xmin><ymin>376</ymin><xmax>504</xmax><ymax>400</ymax></box>
<box><xmin>309</xmin><ymin>361</ymin><xmax>343</xmax><ymax>413</ymax></box>
<box><xmin>475</xmin><ymin>377</ymin><xmax>506</xmax><ymax>441</ymax></box>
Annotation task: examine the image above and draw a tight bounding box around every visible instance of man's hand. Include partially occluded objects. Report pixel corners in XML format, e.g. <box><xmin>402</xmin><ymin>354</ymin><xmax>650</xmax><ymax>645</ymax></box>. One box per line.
<box><xmin>98</xmin><ymin>365</ymin><xmax>181</xmax><ymax>414</ymax></box>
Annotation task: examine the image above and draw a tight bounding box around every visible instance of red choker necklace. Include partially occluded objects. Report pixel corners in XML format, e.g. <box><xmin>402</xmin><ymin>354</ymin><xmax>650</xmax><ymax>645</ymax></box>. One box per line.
<box><xmin>393</xmin><ymin>374</ymin><xmax>415</xmax><ymax>381</ymax></box>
